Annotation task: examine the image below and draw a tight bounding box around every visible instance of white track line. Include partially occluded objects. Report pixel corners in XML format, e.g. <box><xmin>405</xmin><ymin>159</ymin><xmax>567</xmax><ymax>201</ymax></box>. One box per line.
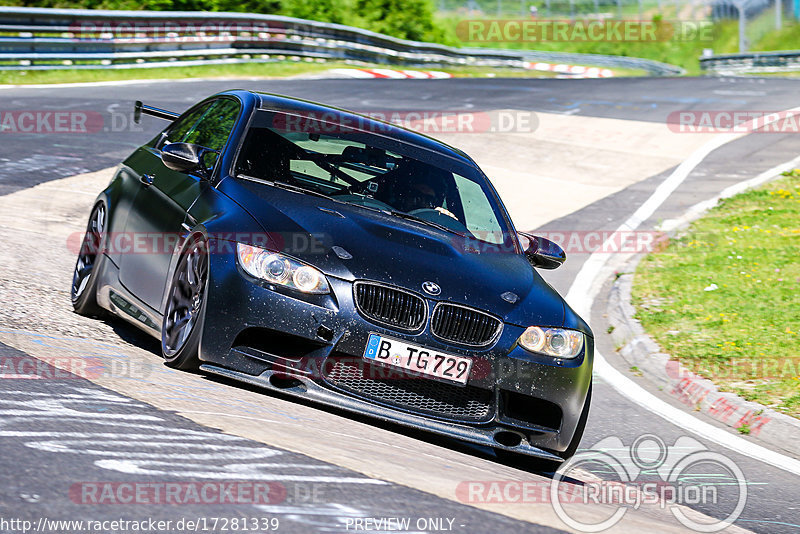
<box><xmin>566</xmin><ymin>107</ymin><xmax>800</xmax><ymax>476</ymax></box>
<box><xmin>593</xmin><ymin>353</ymin><xmax>800</xmax><ymax>477</ymax></box>
<box><xmin>659</xmin><ymin>154</ymin><xmax>800</xmax><ymax>233</ymax></box>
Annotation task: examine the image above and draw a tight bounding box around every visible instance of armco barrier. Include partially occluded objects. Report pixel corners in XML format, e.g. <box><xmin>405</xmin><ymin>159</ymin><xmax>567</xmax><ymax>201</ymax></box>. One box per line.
<box><xmin>700</xmin><ymin>49</ymin><xmax>800</xmax><ymax>73</ymax></box>
<box><xmin>0</xmin><ymin>6</ymin><xmax>684</xmax><ymax>75</ymax></box>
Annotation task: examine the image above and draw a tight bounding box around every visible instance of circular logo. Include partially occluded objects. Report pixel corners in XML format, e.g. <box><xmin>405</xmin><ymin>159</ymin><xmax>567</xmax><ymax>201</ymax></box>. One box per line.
<box><xmin>422</xmin><ymin>281</ymin><xmax>441</xmax><ymax>295</ymax></box>
<box><xmin>550</xmin><ymin>435</ymin><xmax>748</xmax><ymax>533</ymax></box>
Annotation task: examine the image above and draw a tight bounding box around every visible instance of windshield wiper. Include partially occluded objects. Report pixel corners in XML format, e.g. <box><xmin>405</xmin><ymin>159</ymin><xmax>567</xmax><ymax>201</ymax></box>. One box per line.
<box><xmin>388</xmin><ymin>210</ymin><xmax>463</xmax><ymax>236</ymax></box>
<box><xmin>271</xmin><ymin>180</ymin><xmax>333</xmax><ymax>200</ymax></box>
<box><xmin>238</xmin><ymin>174</ymin><xmax>334</xmax><ymax>199</ymax></box>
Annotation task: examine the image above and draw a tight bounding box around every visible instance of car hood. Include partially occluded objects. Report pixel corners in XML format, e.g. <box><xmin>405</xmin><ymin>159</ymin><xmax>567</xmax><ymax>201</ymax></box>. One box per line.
<box><xmin>220</xmin><ymin>178</ymin><xmax>566</xmax><ymax>328</ymax></box>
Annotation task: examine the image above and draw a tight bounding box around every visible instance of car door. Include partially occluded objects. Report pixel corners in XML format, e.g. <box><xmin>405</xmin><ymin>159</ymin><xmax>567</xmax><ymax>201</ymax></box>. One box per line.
<box><xmin>119</xmin><ymin>97</ymin><xmax>241</xmax><ymax>312</ymax></box>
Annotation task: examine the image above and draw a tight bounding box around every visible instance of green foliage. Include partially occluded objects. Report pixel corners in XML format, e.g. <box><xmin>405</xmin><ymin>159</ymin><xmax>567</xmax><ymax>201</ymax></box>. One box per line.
<box><xmin>282</xmin><ymin>0</ymin><xmax>351</xmax><ymax>24</ymax></box>
<box><xmin>213</xmin><ymin>0</ymin><xmax>283</xmax><ymax>14</ymax></box>
<box><xmin>5</xmin><ymin>0</ymin><xmax>215</xmax><ymax>9</ymax></box>
<box><xmin>0</xmin><ymin>0</ymin><xmax>445</xmax><ymax>42</ymax></box>
<box><xmin>749</xmin><ymin>16</ymin><xmax>800</xmax><ymax>51</ymax></box>
<box><xmin>353</xmin><ymin>0</ymin><xmax>438</xmax><ymax>41</ymax></box>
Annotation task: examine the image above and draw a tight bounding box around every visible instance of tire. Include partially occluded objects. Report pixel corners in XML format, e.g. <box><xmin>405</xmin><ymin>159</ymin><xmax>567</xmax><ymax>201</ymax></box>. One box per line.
<box><xmin>71</xmin><ymin>202</ymin><xmax>107</xmax><ymax>316</ymax></box>
<box><xmin>496</xmin><ymin>385</ymin><xmax>592</xmax><ymax>472</ymax></box>
<box><xmin>161</xmin><ymin>235</ymin><xmax>209</xmax><ymax>371</ymax></box>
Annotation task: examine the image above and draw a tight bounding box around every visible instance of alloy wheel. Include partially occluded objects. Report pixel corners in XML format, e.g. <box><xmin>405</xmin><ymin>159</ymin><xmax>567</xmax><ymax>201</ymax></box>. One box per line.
<box><xmin>71</xmin><ymin>204</ymin><xmax>105</xmax><ymax>302</ymax></box>
<box><xmin>163</xmin><ymin>240</ymin><xmax>208</xmax><ymax>357</ymax></box>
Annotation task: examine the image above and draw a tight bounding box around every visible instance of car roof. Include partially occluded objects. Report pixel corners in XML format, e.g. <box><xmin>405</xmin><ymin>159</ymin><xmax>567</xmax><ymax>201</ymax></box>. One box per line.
<box><xmin>232</xmin><ymin>90</ymin><xmax>478</xmax><ymax>168</ymax></box>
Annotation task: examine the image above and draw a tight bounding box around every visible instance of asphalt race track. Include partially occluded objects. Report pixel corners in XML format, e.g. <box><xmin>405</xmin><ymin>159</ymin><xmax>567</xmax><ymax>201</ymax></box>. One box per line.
<box><xmin>1</xmin><ymin>75</ymin><xmax>799</xmax><ymax>533</ymax></box>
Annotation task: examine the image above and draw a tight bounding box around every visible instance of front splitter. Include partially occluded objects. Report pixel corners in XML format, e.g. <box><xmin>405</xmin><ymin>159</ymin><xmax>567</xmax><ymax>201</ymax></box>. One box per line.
<box><xmin>200</xmin><ymin>363</ymin><xmax>563</xmax><ymax>462</ymax></box>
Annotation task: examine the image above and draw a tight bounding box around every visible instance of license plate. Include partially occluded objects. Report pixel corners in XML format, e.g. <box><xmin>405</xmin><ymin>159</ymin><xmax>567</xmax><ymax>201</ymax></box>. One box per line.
<box><xmin>363</xmin><ymin>333</ymin><xmax>472</xmax><ymax>385</ymax></box>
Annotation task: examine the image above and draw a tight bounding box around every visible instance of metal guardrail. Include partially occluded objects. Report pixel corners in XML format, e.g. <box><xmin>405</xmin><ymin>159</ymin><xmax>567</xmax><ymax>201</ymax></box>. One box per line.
<box><xmin>0</xmin><ymin>6</ymin><xmax>685</xmax><ymax>75</ymax></box>
<box><xmin>700</xmin><ymin>49</ymin><xmax>800</xmax><ymax>73</ymax></box>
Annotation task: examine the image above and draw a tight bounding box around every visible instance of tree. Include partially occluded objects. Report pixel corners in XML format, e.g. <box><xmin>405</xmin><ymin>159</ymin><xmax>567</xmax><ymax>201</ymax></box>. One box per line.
<box><xmin>354</xmin><ymin>0</ymin><xmax>438</xmax><ymax>41</ymax></box>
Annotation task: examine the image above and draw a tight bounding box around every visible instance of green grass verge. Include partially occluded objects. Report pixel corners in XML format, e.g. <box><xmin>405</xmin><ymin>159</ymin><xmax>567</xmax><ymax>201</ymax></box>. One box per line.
<box><xmin>0</xmin><ymin>60</ymin><xmax>645</xmax><ymax>86</ymax></box>
<box><xmin>439</xmin><ymin>14</ymin><xmax>800</xmax><ymax>75</ymax></box>
<box><xmin>0</xmin><ymin>61</ymin><xmax>342</xmax><ymax>85</ymax></box>
<box><xmin>633</xmin><ymin>171</ymin><xmax>800</xmax><ymax>417</ymax></box>
<box><xmin>739</xmin><ymin>71</ymin><xmax>800</xmax><ymax>77</ymax></box>
<box><xmin>751</xmin><ymin>17</ymin><xmax>800</xmax><ymax>52</ymax></box>
<box><xmin>439</xmin><ymin>16</ymin><xmax>748</xmax><ymax>75</ymax></box>
<box><xmin>445</xmin><ymin>64</ymin><xmax>646</xmax><ymax>77</ymax></box>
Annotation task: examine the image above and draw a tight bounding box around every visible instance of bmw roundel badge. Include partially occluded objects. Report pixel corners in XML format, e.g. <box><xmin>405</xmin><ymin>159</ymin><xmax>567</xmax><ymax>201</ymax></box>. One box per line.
<box><xmin>422</xmin><ymin>281</ymin><xmax>441</xmax><ymax>295</ymax></box>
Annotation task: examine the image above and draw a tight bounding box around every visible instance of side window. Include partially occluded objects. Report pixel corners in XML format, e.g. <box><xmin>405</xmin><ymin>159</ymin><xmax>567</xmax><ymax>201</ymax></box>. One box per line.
<box><xmin>159</xmin><ymin>99</ymin><xmax>241</xmax><ymax>170</ymax></box>
<box><xmin>183</xmin><ymin>99</ymin><xmax>240</xmax><ymax>153</ymax></box>
<box><xmin>158</xmin><ymin>103</ymin><xmax>211</xmax><ymax>149</ymax></box>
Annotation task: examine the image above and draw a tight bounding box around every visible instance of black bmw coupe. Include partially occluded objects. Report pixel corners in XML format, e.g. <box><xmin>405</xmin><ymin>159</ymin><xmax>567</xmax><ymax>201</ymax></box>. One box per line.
<box><xmin>71</xmin><ymin>90</ymin><xmax>593</xmax><ymax>464</ymax></box>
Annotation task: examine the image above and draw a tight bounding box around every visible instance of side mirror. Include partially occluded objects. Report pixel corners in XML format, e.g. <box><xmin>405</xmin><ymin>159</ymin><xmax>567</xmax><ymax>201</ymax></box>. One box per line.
<box><xmin>160</xmin><ymin>142</ymin><xmax>216</xmax><ymax>179</ymax></box>
<box><xmin>519</xmin><ymin>232</ymin><xmax>566</xmax><ymax>269</ymax></box>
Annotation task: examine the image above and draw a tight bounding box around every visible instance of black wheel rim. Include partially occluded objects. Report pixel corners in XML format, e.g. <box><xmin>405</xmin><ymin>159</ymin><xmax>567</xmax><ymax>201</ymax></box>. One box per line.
<box><xmin>71</xmin><ymin>204</ymin><xmax>105</xmax><ymax>302</ymax></box>
<box><xmin>163</xmin><ymin>240</ymin><xmax>208</xmax><ymax>357</ymax></box>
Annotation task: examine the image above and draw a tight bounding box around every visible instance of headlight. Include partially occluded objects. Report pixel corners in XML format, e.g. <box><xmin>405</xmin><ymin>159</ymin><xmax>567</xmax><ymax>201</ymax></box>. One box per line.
<box><xmin>236</xmin><ymin>243</ymin><xmax>329</xmax><ymax>294</ymax></box>
<box><xmin>518</xmin><ymin>326</ymin><xmax>584</xmax><ymax>358</ymax></box>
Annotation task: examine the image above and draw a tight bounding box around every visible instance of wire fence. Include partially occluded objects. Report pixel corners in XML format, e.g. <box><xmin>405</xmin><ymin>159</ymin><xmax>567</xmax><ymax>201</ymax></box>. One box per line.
<box><xmin>711</xmin><ymin>0</ymin><xmax>796</xmax><ymax>51</ymax></box>
<box><xmin>439</xmin><ymin>0</ymin><xmax>799</xmax><ymax>52</ymax></box>
<box><xmin>439</xmin><ymin>0</ymin><xmax>712</xmax><ymax>19</ymax></box>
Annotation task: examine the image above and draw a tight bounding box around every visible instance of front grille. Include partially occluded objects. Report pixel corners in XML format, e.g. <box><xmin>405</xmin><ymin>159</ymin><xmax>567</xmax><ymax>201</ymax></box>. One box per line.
<box><xmin>324</xmin><ymin>356</ymin><xmax>492</xmax><ymax>421</ymax></box>
<box><xmin>431</xmin><ymin>303</ymin><xmax>502</xmax><ymax>346</ymax></box>
<box><xmin>353</xmin><ymin>282</ymin><xmax>426</xmax><ymax>331</ymax></box>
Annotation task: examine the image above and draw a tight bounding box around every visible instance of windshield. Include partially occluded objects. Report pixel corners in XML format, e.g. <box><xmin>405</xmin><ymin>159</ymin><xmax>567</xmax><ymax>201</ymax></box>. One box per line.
<box><xmin>234</xmin><ymin>110</ymin><xmax>514</xmax><ymax>247</ymax></box>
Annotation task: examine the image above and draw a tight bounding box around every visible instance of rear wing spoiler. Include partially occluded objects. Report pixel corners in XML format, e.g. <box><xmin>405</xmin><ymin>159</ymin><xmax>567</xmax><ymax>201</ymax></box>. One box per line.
<box><xmin>134</xmin><ymin>101</ymin><xmax>180</xmax><ymax>123</ymax></box>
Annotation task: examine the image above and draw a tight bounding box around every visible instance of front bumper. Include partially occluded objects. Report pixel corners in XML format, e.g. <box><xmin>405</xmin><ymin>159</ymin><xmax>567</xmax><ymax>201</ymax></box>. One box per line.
<box><xmin>199</xmin><ymin>244</ymin><xmax>593</xmax><ymax>458</ymax></box>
